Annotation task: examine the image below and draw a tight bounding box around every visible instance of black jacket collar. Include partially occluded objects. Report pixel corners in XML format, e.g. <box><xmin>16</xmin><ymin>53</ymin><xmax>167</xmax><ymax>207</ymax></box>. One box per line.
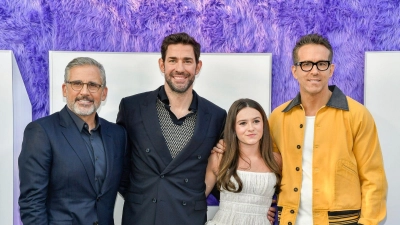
<box><xmin>282</xmin><ymin>85</ymin><xmax>349</xmax><ymax>112</ymax></box>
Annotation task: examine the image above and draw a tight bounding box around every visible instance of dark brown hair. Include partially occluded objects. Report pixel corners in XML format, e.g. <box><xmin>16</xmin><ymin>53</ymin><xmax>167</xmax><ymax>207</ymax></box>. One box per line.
<box><xmin>292</xmin><ymin>33</ymin><xmax>333</xmax><ymax>64</ymax></box>
<box><xmin>161</xmin><ymin>32</ymin><xmax>201</xmax><ymax>64</ymax></box>
<box><xmin>217</xmin><ymin>99</ymin><xmax>281</xmax><ymax>194</ymax></box>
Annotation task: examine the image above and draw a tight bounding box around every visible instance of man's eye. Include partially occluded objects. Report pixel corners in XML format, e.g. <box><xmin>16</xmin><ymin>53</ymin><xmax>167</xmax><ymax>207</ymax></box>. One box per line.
<box><xmin>318</xmin><ymin>62</ymin><xmax>328</xmax><ymax>66</ymax></box>
<box><xmin>88</xmin><ymin>83</ymin><xmax>98</xmax><ymax>88</ymax></box>
<box><xmin>71</xmin><ymin>81</ymin><xmax>83</xmax><ymax>85</ymax></box>
<box><xmin>302</xmin><ymin>62</ymin><xmax>311</xmax><ymax>67</ymax></box>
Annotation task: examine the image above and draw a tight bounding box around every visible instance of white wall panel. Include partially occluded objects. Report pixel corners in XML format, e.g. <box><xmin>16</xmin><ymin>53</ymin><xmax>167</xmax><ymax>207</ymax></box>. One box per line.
<box><xmin>49</xmin><ymin>51</ymin><xmax>272</xmax><ymax>224</ymax></box>
<box><xmin>365</xmin><ymin>51</ymin><xmax>400</xmax><ymax>225</ymax></box>
<box><xmin>0</xmin><ymin>51</ymin><xmax>32</xmax><ymax>225</ymax></box>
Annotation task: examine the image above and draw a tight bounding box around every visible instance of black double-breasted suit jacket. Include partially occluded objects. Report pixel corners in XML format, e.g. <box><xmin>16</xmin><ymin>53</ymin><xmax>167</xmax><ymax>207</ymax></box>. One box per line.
<box><xmin>117</xmin><ymin>86</ymin><xmax>226</xmax><ymax>225</ymax></box>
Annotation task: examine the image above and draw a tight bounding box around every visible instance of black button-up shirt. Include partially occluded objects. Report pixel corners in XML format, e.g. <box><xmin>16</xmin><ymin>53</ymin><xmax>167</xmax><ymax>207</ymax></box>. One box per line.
<box><xmin>67</xmin><ymin>107</ymin><xmax>106</xmax><ymax>193</ymax></box>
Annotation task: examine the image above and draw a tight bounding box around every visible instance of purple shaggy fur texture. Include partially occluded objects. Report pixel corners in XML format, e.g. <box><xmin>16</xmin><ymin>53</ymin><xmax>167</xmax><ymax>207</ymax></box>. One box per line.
<box><xmin>1</xmin><ymin>0</ymin><xmax>400</xmax><ymax>121</ymax></box>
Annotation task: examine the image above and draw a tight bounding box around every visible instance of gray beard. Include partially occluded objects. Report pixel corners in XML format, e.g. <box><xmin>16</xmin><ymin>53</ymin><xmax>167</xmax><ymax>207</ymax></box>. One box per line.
<box><xmin>67</xmin><ymin>101</ymin><xmax>98</xmax><ymax>116</ymax></box>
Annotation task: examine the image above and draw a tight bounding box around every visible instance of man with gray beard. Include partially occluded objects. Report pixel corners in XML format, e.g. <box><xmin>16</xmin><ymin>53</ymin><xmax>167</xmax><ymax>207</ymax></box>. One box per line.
<box><xmin>18</xmin><ymin>57</ymin><xmax>126</xmax><ymax>225</ymax></box>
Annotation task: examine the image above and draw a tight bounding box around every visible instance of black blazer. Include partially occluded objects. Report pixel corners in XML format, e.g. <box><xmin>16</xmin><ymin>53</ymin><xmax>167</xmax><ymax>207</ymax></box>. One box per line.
<box><xmin>117</xmin><ymin>87</ymin><xmax>226</xmax><ymax>225</ymax></box>
<box><xmin>18</xmin><ymin>106</ymin><xmax>126</xmax><ymax>225</ymax></box>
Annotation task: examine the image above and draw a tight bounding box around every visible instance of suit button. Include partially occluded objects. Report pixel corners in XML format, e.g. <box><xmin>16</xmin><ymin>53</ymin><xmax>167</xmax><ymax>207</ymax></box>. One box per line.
<box><xmin>288</xmin><ymin>222</ymin><xmax>292</xmax><ymax>225</ymax></box>
<box><xmin>184</xmin><ymin>178</ymin><xmax>189</xmax><ymax>183</ymax></box>
<box><xmin>297</xmin><ymin>145</ymin><xmax>301</xmax><ymax>149</ymax></box>
<box><xmin>296</xmin><ymin>167</ymin><xmax>300</xmax><ymax>171</ymax></box>
<box><xmin>93</xmin><ymin>221</ymin><xmax>98</xmax><ymax>225</ymax></box>
<box><xmin>300</xmin><ymin>124</ymin><xmax>303</xmax><ymax>128</ymax></box>
<box><xmin>160</xmin><ymin>175</ymin><xmax>164</xmax><ymax>178</ymax></box>
<box><xmin>96</xmin><ymin>197</ymin><xmax>100</xmax><ymax>201</ymax></box>
<box><xmin>294</xmin><ymin>188</ymin><xmax>298</xmax><ymax>192</ymax></box>
<box><xmin>290</xmin><ymin>210</ymin><xmax>295</xmax><ymax>214</ymax></box>
<box><xmin>145</xmin><ymin>148</ymin><xmax>150</xmax><ymax>153</ymax></box>
<box><xmin>197</xmin><ymin>155</ymin><xmax>201</xmax><ymax>159</ymax></box>
<box><xmin>182</xmin><ymin>201</ymin><xmax>186</xmax><ymax>206</ymax></box>
<box><xmin>152</xmin><ymin>198</ymin><xmax>157</xmax><ymax>203</ymax></box>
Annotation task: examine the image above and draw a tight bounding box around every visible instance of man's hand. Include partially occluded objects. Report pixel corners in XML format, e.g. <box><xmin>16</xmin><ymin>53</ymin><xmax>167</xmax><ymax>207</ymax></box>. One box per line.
<box><xmin>211</xmin><ymin>139</ymin><xmax>225</xmax><ymax>154</ymax></box>
<box><xmin>268</xmin><ymin>201</ymin><xmax>277</xmax><ymax>224</ymax></box>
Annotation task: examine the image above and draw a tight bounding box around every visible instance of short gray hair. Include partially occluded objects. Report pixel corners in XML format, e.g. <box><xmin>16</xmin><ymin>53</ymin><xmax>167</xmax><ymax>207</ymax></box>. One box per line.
<box><xmin>64</xmin><ymin>57</ymin><xmax>106</xmax><ymax>86</ymax></box>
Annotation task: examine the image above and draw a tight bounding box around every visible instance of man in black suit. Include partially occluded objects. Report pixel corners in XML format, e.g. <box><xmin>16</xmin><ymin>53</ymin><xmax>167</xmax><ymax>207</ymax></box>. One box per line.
<box><xmin>19</xmin><ymin>57</ymin><xmax>126</xmax><ymax>225</ymax></box>
<box><xmin>118</xmin><ymin>32</ymin><xmax>226</xmax><ymax>225</ymax></box>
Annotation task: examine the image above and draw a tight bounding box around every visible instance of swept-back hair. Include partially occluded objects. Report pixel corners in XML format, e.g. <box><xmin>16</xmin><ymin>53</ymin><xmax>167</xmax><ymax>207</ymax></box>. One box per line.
<box><xmin>64</xmin><ymin>57</ymin><xmax>106</xmax><ymax>86</ymax></box>
<box><xmin>217</xmin><ymin>98</ymin><xmax>281</xmax><ymax>194</ymax></box>
<box><xmin>292</xmin><ymin>33</ymin><xmax>333</xmax><ymax>64</ymax></box>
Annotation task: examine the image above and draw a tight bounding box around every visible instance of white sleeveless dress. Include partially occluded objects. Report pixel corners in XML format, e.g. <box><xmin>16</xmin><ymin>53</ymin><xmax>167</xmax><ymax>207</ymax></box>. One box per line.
<box><xmin>206</xmin><ymin>170</ymin><xmax>276</xmax><ymax>225</ymax></box>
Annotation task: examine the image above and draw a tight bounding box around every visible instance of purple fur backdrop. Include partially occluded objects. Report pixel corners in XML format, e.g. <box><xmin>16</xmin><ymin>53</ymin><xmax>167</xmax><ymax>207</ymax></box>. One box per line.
<box><xmin>1</xmin><ymin>0</ymin><xmax>400</xmax><ymax>223</ymax></box>
<box><xmin>1</xmin><ymin>0</ymin><xmax>400</xmax><ymax>120</ymax></box>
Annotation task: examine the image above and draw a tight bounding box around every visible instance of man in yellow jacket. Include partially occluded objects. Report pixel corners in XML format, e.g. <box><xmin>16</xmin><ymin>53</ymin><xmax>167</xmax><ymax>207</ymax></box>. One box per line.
<box><xmin>269</xmin><ymin>33</ymin><xmax>387</xmax><ymax>225</ymax></box>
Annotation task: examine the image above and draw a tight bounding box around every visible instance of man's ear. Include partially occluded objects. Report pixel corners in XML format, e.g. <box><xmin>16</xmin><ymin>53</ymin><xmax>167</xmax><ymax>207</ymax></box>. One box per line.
<box><xmin>329</xmin><ymin>63</ymin><xmax>335</xmax><ymax>78</ymax></box>
<box><xmin>101</xmin><ymin>86</ymin><xmax>108</xmax><ymax>101</ymax></box>
<box><xmin>195</xmin><ymin>60</ymin><xmax>202</xmax><ymax>75</ymax></box>
<box><xmin>62</xmin><ymin>83</ymin><xmax>67</xmax><ymax>97</ymax></box>
<box><xmin>291</xmin><ymin>65</ymin><xmax>298</xmax><ymax>80</ymax></box>
<box><xmin>158</xmin><ymin>58</ymin><xmax>165</xmax><ymax>73</ymax></box>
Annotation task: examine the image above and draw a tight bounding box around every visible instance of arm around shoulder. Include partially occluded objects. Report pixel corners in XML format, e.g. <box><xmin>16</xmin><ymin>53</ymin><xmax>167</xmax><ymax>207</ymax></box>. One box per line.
<box><xmin>205</xmin><ymin>152</ymin><xmax>222</xmax><ymax>197</ymax></box>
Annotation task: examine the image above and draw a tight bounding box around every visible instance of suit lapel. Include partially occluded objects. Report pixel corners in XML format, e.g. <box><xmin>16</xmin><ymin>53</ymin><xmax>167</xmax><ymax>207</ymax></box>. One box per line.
<box><xmin>141</xmin><ymin>90</ymin><xmax>172</xmax><ymax>168</ymax></box>
<box><xmin>162</xmin><ymin>98</ymin><xmax>211</xmax><ymax>174</ymax></box>
<box><xmin>100</xmin><ymin>120</ymin><xmax>114</xmax><ymax>195</ymax></box>
<box><xmin>59</xmin><ymin>107</ymin><xmax>97</xmax><ymax>193</ymax></box>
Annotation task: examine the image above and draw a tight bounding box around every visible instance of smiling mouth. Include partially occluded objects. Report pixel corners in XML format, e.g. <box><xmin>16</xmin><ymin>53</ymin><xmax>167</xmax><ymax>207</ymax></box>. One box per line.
<box><xmin>173</xmin><ymin>73</ymin><xmax>188</xmax><ymax>78</ymax></box>
<box><xmin>172</xmin><ymin>75</ymin><xmax>189</xmax><ymax>83</ymax></box>
<box><xmin>174</xmin><ymin>76</ymin><xmax>187</xmax><ymax>79</ymax></box>
<box><xmin>75</xmin><ymin>98</ymin><xmax>94</xmax><ymax>105</ymax></box>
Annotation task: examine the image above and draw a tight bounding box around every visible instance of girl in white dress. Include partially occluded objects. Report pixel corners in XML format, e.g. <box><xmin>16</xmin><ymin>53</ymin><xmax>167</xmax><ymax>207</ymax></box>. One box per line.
<box><xmin>205</xmin><ymin>98</ymin><xmax>282</xmax><ymax>225</ymax></box>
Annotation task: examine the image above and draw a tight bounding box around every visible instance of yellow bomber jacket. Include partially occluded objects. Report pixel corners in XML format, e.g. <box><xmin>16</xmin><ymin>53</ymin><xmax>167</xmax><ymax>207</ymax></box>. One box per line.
<box><xmin>269</xmin><ymin>86</ymin><xmax>387</xmax><ymax>225</ymax></box>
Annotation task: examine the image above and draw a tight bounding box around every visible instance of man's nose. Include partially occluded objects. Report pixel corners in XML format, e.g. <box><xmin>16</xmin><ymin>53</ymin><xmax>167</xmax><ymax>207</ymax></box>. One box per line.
<box><xmin>79</xmin><ymin>83</ymin><xmax>90</xmax><ymax>94</ymax></box>
<box><xmin>310</xmin><ymin>64</ymin><xmax>319</xmax><ymax>74</ymax></box>
<box><xmin>175</xmin><ymin>61</ymin><xmax>184</xmax><ymax>72</ymax></box>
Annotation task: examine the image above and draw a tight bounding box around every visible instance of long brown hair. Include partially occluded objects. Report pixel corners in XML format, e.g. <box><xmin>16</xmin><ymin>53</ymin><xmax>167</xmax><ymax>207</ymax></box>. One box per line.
<box><xmin>217</xmin><ymin>98</ymin><xmax>281</xmax><ymax>194</ymax></box>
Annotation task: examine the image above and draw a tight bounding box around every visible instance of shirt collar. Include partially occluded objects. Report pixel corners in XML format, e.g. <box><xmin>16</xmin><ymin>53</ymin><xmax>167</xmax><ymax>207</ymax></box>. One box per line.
<box><xmin>282</xmin><ymin>85</ymin><xmax>349</xmax><ymax>112</ymax></box>
<box><xmin>66</xmin><ymin>106</ymin><xmax>101</xmax><ymax>132</ymax></box>
<box><xmin>157</xmin><ymin>85</ymin><xmax>198</xmax><ymax>112</ymax></box>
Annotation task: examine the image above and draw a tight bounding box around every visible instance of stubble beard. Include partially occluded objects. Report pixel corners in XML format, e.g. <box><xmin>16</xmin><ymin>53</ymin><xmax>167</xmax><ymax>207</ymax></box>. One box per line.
<box><xmin>165</xmin><ymin>72</ymin><xmax>195</xmax><ymax>94</ymax></box>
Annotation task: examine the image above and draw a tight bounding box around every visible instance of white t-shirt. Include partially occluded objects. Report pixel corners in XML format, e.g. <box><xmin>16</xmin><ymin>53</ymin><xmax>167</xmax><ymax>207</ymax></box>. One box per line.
<box><xmin>295</xmin><ymin>116</ymin><xmax>315</xmax><ymax>225</ymax></box>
